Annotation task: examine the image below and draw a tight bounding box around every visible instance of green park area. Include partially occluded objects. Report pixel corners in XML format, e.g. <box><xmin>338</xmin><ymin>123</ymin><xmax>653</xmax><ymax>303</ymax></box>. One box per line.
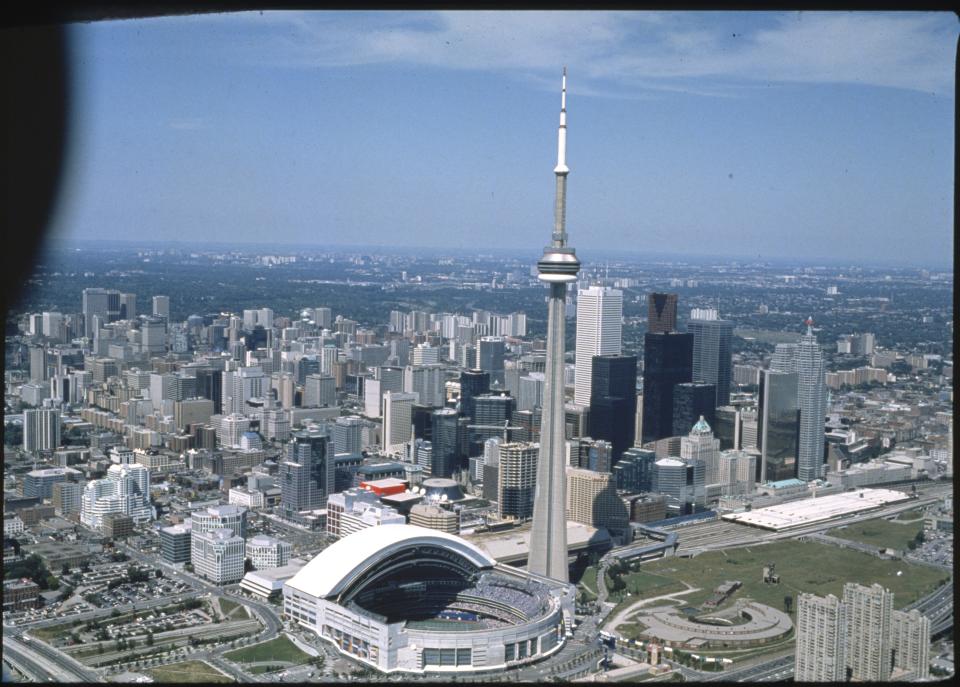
<box><xmin>621</xmin><ymin>539</ymin><xmax>949</xmax><ymax>614</ymax></box>
<box><xmin>145</xmin><ymin>660</ymin><xmax>232</xmax><ymax>684</ymax></box>
<box><xmin>223</xmin><ymin>634</ymin><xmax>312</xmax><ymax>667</ymax></box>
<box><xmin>827</xmin><ymin>517</ymin><xmax>924</xmax><ymax>551</ymax></box>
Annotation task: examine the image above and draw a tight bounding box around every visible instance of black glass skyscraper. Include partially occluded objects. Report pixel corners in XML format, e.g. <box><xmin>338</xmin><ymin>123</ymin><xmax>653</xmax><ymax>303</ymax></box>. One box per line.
<box><xmin>194</xmin><ymin>368</ymin><xmax>223</xmax><ymax>414</ymax></box>
<box><xmin>672</xmin><ymin>382</ymin><xmax>716</xmax><ymax>437</ymax></box>
<box><xmin>641</xmin><ymin>332</ymin><xmax>693</xmax><ymax>443</ymax></box>
<box><xmin>687</xmin><ymin>318</ymin><xmax>734</xmax><ymax>407</ymax></box>
<box><xmin>588</xmin><ymin>354</ymin><xmax>637</xmax><ymax>463</ymax></box>
<box><xmin>759</xmin><ymin>369</ymin><xmax>800</xmax><ymax>483</ymax></box>
<box><xmin>459</xmin><ymin>369</ymin><xmax>490</xmax><ymax>420</ymax></box>
<box><xmin>430</xmin><ymin>408</ymin><xmax>461</xmax><ymax>478</ymax></box>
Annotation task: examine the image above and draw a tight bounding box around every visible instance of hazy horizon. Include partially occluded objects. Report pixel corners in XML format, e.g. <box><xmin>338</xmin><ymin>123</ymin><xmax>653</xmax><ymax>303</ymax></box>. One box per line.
<box><xmin>45</xmin><ymin>11</ymin><xmax>957</xmax><ymax>266</ymax></box>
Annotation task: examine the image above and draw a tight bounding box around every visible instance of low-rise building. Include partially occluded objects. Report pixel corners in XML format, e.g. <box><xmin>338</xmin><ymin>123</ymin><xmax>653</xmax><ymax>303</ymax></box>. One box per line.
<box><xmin>3</xmin><ymin>579</ymin><xmax>41</xmax><ymax>612</ymax></box>
<box><xmin>247</xmin><ymin>535</ymin><xmax>293</xmax><ymax>570</ymax></box>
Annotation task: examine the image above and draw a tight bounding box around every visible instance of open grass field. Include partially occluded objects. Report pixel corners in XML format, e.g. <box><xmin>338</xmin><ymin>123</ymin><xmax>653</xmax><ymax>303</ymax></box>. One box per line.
<box><xmin>636</xmin><ymin>539</ymin><xmax>949</xmax><ymax>612</ymax></box>
<box><xmin>30</xmin><ymin>620</ymin><xmax>83</xmax><ymax>641</ymax></box>
<box><xmin>145</xmin><ymin>660</ymin><xmax>232</xmax><ymax>683</ymax></box>
<box><xmin>579</xmin><ymin>566</ymin><xmax>599</xmax><ymax>600</ymax></box>
<box><xmin>223</xmin><ymin>634</ymin><xmax>311</xmax><ymax>666</ymax></box>
<box><xmin>827</xmin><ymin>517</ymin><xmax>923</xmax><ymax>551</ymax></box>
<box><xmin>218</xmin><ymin>597</ymin><xmax>242</xmax><ymax>618</ymax></box>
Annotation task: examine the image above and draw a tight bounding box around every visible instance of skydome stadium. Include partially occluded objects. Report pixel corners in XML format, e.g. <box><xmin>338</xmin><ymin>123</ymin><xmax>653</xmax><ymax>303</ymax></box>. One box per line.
<box><xmin>283</xmin><ymin>524</ymin><xmax>575</xmax><ymax>673</ymax></box>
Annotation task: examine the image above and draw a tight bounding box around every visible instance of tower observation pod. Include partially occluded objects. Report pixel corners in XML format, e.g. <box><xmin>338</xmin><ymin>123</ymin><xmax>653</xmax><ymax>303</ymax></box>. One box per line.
<box><xmin>529</xmin><ymin>68</ymin><xmax>581</xmax><ymax>583</ymax></box>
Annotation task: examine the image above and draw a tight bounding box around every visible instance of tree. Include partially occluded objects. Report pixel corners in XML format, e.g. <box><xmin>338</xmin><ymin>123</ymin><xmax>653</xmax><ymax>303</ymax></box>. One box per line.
<box><xmin>146</xmin><ymin>631</ymin><xmax>154</xmax><ymax>646</ymax></box>
<box><xmin>61</xmin><ymin>563</ymin><xmax>71</xmax><ymax>576</ymax></box>
<box><xmin>783</xmin><ymin>595</ymin><xmax>793</xmax><ymax>614</ymax></box>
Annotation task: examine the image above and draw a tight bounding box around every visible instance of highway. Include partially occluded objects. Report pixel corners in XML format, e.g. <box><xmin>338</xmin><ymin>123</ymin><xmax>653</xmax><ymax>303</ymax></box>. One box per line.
<box><xmin>3</xmin><ymin>634</ymin><xmax>103</xmax><ymax>683</ymax></box>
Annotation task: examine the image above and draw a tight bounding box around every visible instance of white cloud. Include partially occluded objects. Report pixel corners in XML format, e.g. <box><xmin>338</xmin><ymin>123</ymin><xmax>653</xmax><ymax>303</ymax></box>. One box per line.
<box><xmin>160</xmin><ymin>10</ymin><xmax>957</xmax><ymax>97</ymax></box>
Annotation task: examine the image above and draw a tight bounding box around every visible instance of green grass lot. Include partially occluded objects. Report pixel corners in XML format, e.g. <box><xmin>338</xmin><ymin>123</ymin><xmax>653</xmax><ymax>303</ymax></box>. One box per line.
<box><xmin>145</xmin><ymin>660</ymin><xmax>232</xmax><ymax>683</ymax></box>
<box><xmin>30</xmin><ymin>621</ymin><xmax>84</xmax><ymax>641</ymax></box>
<box><xmin>218</xmin><ymin>597</ymin><xmax>241</xmax><ymax>617</ymax></box>
<box><xmin>248</xmin><ymin>664</ymin><xmax>286</xmax><ymax>674</ymax></box>
<box><xmin>827</xmin><ymin>517</ymin><xmax>923</xmax><ymax>551</ymax></box>
<box><xmin>579</xmin><ymin>566</ymin><xmax>599</xmax><ymax>600</ymax></box>
<box><xmin>223</xmin><ymin>635</ymin><xmax>311</xmax><ymax>666</ymax></box>
<box><xmin>633</xmin><ymin>540</ymin><xmax>949</xmax><ymax>612</ymax></box>
<box><xmin>895</xmin><ymin>508</ymin><xmax>926</xmax><ymax>521</ymax></box>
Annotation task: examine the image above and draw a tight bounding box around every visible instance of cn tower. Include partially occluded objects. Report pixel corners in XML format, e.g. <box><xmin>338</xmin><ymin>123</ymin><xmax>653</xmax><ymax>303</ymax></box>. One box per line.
<box><xmin>529</xmin><ymin>68</ymin><xmax>580</xmax><ymax>582</ymax></box>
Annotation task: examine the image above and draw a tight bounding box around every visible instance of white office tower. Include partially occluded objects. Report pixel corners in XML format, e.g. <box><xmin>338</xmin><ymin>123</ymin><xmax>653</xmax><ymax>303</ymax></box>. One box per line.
<box><xmin>80</xmin><ymin>463</ymin><xmax>152</xmax><ymax>530</ymax></box>
<box><xmin>151</xmin><ymin>295</ymin><xmax>170</xmax><ymax>319</ymax></box>
<box><xmin>320</xmin><ymin>344</ymin><xmax>338</xmax><ymax>375</ymax></box>
<box><xmin>411</xmin><ymin>343</ymin><xmax>440</xmax><ymax>366</ymax></box>
<box><xmin>890</xmin><ymin>608</ymin><xmax>930</xmax><ymax>680</ymax></box>
<box><xmin>843</xmin><ymin>582</ymin><xmax>893</xmax><ymax>682</ymax></box>
<box><xmin>364</xmin><ymin>378</ymin><xmax>382</xmax><ymax>418</ymax></box>
<box><xmin>247</xmin><ymin>535</ymin><xmax>293</xmax><ymax>570</ymax></box>
<box><xmin>518</xmin><ymin>372</ymin><xmax>545</xmax><ymax>411</ymax></box>
<box><xmin>795</xmin><ymin>593</ymin><xmax>847</xmax><ymax>682</ymax></box>
<box><xmin>334</xmin><ymin>416</ymin><xmax>364</xmax><ymax>455</ymax></box>
<box><xmin>382</xmin><ymin>391</ymin><xmax>417</xmax><ymax>456</ymax></box>
<box><xmin>219</xmin><ymin>413</ymin><xmax>251</xmax><ymax>449</ymax></box>
<box><xmin>530</xmin><ymin>69</ymin><xmax>580</xmax><ymax>583</ymax></box>
<box><xmin>573</xmin><ymin>286</ymin><xmax>623</xmax><ymax>406</ymax></box>
<box><xmin>304</xmin><ymin>374</ymin><xmax>336</xmax><ymax>408</ymax></box>
<box><xmin>795</xmin><ymin>320</ymin><xmax>827</xmax><ymax>481</ymax></box>
<box><xmin>193</xmin><ymin>528</ymin><xmax>245</xmax><ymax>584</ymax></box>
<box><xmin>717</xmin><ymin>450</ymin><xmax>756</xmax><ymax>496</ymax></box>
<box><xmin>22</xmin><ymin>407</ymin><xmax>60</xmax><ymax>454</ymax></box>
<box><xmin>140</xmin><ymin>317</ymin><xmax>166</xmax><ymax>355</ymax></box>
<box><xmin>42</xmin><ymin>311</ymin><xmax>63</xmax><ymax>339</ymax></box>
<box><xmin>404</xmin><ymin>365</ymin><xmax>445</xmax><ymax>407</ymax></box>
<box><xmin>769</xmin><ymin>343</ymin><xmax>798</xmax><ymax>374</ymax></box>
<box><xmin>680</xmin><ymin>417</ymin><xmax>721</xmax><ymax>485</ymax></box>
<box><xmin>223</xmin><ymin>366</ymin><xmax>265</xmax><ymax>414</ymax></box>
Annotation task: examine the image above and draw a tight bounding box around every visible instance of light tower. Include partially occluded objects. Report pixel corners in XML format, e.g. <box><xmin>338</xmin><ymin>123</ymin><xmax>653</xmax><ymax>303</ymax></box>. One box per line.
<box><xmin>529</xmin><ymin>68</ymin><xmax>580</xmax><ymax>582</ymax></box>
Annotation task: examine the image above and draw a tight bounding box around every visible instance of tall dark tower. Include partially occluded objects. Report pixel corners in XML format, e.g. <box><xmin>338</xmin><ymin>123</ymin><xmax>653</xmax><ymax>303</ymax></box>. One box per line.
<box><xmin>647</xmin><ymin>293</ymin><xmax>678</xmax><ymax>334</ymax></box>
<box><xmin>589</xmin><ymin>354</ymin><xmax>637</xmax><ymax>463</ymax></box>
<box><xmin>529</xmin><ymin>69</ymin><xmax>580</xmax><ymax>583</ymax></box>
<box><xmin>641</xmin><ymin>331</ymin><xmax>693</xmax><ymax>443</ymax></box>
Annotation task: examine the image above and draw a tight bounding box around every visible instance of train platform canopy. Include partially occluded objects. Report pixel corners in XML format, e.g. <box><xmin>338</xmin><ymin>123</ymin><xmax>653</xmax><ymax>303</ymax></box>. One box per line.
<box><xmin>721</xmin><ymin>488</ymin><xmax>911</xmax><ymax>531</ymax></box>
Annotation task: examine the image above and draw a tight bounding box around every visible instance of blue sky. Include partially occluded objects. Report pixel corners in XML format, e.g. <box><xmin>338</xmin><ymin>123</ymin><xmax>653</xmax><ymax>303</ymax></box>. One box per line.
<box><xmin>51</xmin><ymin>11</ymin><xmax>956</xmax><ymax>265</ymax></box>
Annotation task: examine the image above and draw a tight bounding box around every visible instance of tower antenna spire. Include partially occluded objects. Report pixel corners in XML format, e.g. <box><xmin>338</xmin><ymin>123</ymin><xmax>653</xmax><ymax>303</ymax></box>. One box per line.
<box><xmin>531</xmin><ymin>68</ymin><xmax>581</xmax><ymax>583</ymax></box>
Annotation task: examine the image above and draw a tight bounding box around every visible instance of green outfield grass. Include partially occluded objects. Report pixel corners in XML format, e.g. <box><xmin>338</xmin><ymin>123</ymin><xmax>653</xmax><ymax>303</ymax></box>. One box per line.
<box><xmin>827</xmin><ymin>517</ymin><xmax>924</xmax><ymax>551</ymax></box>
<box><xmin>145</xmin><ymin>660</ymin><xmax>232</xmax><ymax>683</ymax></box>
<box><xmin>223</xmin><ymin>635</ymin><xmax>311</xmax><ymax>666</ymax></box>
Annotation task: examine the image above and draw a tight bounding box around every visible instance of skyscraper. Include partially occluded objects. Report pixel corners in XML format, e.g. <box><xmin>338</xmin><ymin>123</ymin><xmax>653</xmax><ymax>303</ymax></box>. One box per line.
<box><xmin>687</xmin><ymin>315</ymin><xmax>733</xmax><ymax>407</ymax></box>
<box><xmin>588</xmin><ymin>354</ymin><xmax>637</xmax><ymax>462</ymax></box>
<box><xmin>573</xmin><ymin>286</ymin><xmax>623</xmax><ymax>406</ymax></box>
<box><xmin>795</xmin><ymin>593</ymin><xmax>847</xmax><ymax>682</ymax></box>
<box><xmin>151</xmin><ymin>295</ymin><xmax>170</xmax><ymax>319</ymax></box>
<box><xmin>382</xmin><ymin>391</ymin><xmax>417</xmax><ymax>456</ymax></box>
<box><xmin>672</xmin><ymin>382</ymin><xmax>717</xmax><ymax>437</ymax></box>
<box><xmin>477</xmin><ymin>336</ymin><xmax>506</xmax><ymax>387</ymax></box>
<box><xmin>529</xmin><ymin>69</ymin><xmax>580</xmax><ymax>583</ymax></box>
<box><xmin>843</xmin><ymin>582</ymin><xmax>893</xmax><ymax>682</ymax></box>
<box><xmin>795</xmin><ymin>320</ymin><xmax>827</xmax><ymax>481</ymax></box>
<box><xmin>680</xmin><ymin>417</ymin><xmax>722</xmax><ymax>485</ymax></box>
<box><xmin>647</xmin><ymin>292</ymin><xmax>678</xmax><ymax>334</ymax></box>
<box><xmin>641</xmin><ymin>332</ymin><xmax>693</xmax><ymax>443</ymax></box>
<box><xmin>458</xmin><ymin>368</ymin><xmax>490</xmax><ymax>420</ymax></box>
<box><xmin>759</xmin><ymin>369</ymin><xmax>800</xmax><ymax>483</ymax></box>
<box><xmin>497</xmin><ymin>442</ymin><xmax>539</xmax><ymax>521</ymax></box>
<box><xmin>430</xmin><ymin>408</ymin><xmax>462</xmax><ymax>478</ymax></box>
<box><xmin>280</xmin><ymin>428</ymin><xmax>333</xmax><ymax>518</ymax></box>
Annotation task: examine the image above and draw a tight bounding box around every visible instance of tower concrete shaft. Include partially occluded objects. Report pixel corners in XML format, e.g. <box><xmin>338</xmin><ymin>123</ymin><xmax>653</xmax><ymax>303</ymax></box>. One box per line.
<box><xmin>529</xmin><ymin>68</ymin><xmax>580</xmax><ymax>583</ymax></box>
